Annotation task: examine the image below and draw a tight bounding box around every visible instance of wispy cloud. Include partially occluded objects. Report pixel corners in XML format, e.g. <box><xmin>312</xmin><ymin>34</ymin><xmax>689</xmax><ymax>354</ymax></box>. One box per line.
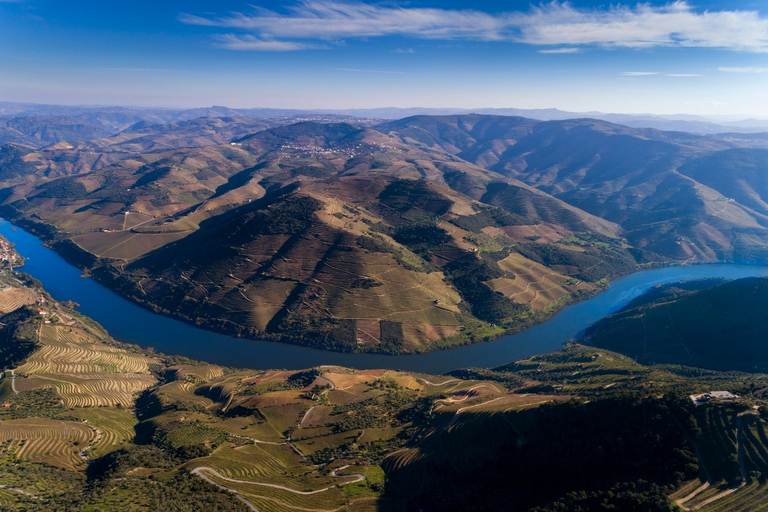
<box><xmin>512</xmin><ymin>1</ymin><xmax>768</xmax><ymax>51</ymax></box>
<box><xmin>179</xmin><ymin>4</ymin><xmax>505</xmax><ymax>43</ymax></box>
<box><xmin>392</xmin><ymin>48</ymin><xmax>416</xmax><ymax>54</ymax></box>
<box><xmin>538</xmin><ymin>48</ymin><xmax>580</xmax><ymax>54</ymax></box>
<box><xmin>180</xmin><ymin>1</ymin><xmax>768</xmax><ymax>52</ymax></box>
<box><xmin>718</xmin><ymin>66</ymin><xmax>768</xmax><ymax>73</ymax></box>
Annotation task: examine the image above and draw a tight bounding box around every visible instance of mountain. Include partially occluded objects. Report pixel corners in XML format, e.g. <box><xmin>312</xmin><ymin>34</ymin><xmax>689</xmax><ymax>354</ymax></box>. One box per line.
<box><xmin>0</xmin><ymin>116</ymin><xmax>118</xmax><ymax>148</ymax></box>
<box><xmin>0</xmin><ymin>101</ymin><xmax>382</xmax><ymax>150</ymax></box>
<box><xmin>76</xmin><ymin>117</ymin><xmax>307</xmax><ymax>153</ymax></box>
<box><xmin>586</xmin><ymin>276</ymin><xmax>768</xmax><ymax>371</ymax></box>
<box><xmin>0</xmin><ymin>119</ymin><xmax>643</xmax><ymax>353</ymax></box>
<box><xmin>378</xmin><ymin>114</ymin><xmax>768</xmax><ymax>263</ymax></box>
<box><xmin>4</xmin><ymin>101</ymin><xmax>768</xmax><ymax>135</ymax></box>
<box><xmin>4</xmin><ymin>112</ymin><xmax>768</xmax><ymax>353</ymax></box>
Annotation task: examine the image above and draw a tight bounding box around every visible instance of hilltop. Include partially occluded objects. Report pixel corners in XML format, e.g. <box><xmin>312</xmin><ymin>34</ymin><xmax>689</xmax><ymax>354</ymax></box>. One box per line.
<box><xmin>586</xmin><ymin>276</ymin><xmax>768</xmax><ymax>371</ymax></box>
<box><xmin>0</xmin><ymin>117</ymin><xmax>637</xmax><ymax>353</ymax></box>
<box><xmin>0</xmin><ymin>113</ymin><xmax>768</xmax><ymax>352</ymax></box>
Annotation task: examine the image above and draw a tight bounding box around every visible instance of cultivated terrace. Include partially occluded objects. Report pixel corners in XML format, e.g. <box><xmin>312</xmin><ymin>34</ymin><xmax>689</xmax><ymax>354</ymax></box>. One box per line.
<box><xmin>0</xmin><ymin>237</ymin><xmax>767</xmax><ymax>510</ymax></box>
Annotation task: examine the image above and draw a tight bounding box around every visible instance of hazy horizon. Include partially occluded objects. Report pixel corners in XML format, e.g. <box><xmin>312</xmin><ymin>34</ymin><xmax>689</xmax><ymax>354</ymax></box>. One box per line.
<box><xmin>2</xmin><ymin>0</ymin><xmax>768</xmax><ymax>116</ymax></box>
<box><xmin>5</xmin><ymin>100</ymin><xmax>768</xmax><ymax>123</ymax></box>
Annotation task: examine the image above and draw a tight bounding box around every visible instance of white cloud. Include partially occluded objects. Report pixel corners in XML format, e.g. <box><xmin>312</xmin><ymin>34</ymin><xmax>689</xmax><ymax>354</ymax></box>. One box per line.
<box><xmin>621</xmin><ymin>71</ymin><xmax>701</xmax><ymax>77</ymax></box>
<box><xmin>538</xmin><ymin>48</ymin><xmax>580</xmax><ymax>54</ymax></box>
<box><xmin>180</xmin><ymin>1</ymin><xmax>768</xmax><ymax>52</ymax></box>
<box><xmin>718</xmin><ymin>66</ymin><xmax>768</xmax><ymax>73</ymax></box>
<box><xmin>511</xmin><ymin>1</ymin><xmax>768</xmax><ymax>51</ymax></box>
<box><xmin>180</xmin><ymin>3</ymin><xmax>505</xmax><ymax>42</ymax></box>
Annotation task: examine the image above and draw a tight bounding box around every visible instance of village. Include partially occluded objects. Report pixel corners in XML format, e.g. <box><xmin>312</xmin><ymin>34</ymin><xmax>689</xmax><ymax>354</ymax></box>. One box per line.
<box><xmin>279</xmin><ymin>142</ymin><xmax>362</xmax><ymax>157</ymax></box>
<box><xmin>0</xmin><ymin>237</ymin><xmax>22</xmax><ymax>270</ymax></box>
<box><xmin>278</xmin><ymin>140</ymin><xmax>400</xmax><ymax>159</ymax></box>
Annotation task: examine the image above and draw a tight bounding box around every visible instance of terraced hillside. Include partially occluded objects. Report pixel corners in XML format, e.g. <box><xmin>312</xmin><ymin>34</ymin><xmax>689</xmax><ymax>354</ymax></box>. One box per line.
<box><xmin>671</xmin><ymin>404</ymin><xmax>768</xmax><ymax>512</ymax></box>
<box><xmin>0</xmin><ymin>418</ymin><xmax>97</xmax><ymax>470</ymax></box>
<box><xmin>4</xmin><ymin>113</ymin><xmax>768</xmax><ymax>353</ymax></box>
<box><xmin>5</xmin><ymin>257</ymin><xmax>768</xmax><ymax>510</ymax></box>
<box><xmin>14</xmin><ymin>321</ymin><xmax>158</xmax><ymax>408</ymax></box>
<box><xmin>0</xmin><ymin>264</ymin><xmax>529</xmax><ymax>510</ymax></box>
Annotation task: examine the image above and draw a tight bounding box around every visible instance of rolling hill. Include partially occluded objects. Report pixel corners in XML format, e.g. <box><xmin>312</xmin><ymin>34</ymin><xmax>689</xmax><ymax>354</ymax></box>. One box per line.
<box><xmin>586</xmin><ymin>276</ymin><xmax>768</xmax><ymax>371</ymax></box>
<box><xmin>1</xmin><ymin>112</ymin><xmax>768</xmax><ymax>352</ymax></box>
<box><xmin>0</xmin><ymin>118</ymin><xmax>643</xmax><ymax>352</ymax></box>
<box><xmin>379</xmin><ymin>115</ymin><xmax>768</xmax><ymax>263</ymax></box>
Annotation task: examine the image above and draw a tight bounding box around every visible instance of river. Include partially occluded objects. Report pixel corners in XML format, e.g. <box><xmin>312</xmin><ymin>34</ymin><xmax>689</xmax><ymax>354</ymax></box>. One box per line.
<box><xmin>2</xmin><ymin>218</ymin><xmax>767</xmax><ymax>374</ymax></box>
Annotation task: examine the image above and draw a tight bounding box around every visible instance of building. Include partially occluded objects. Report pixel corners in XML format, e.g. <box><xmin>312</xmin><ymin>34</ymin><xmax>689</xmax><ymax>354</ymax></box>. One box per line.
<box><xmin>689</xmin><ymin>391</ymin><xmax>739</xmax><ymax>406</ymax></box>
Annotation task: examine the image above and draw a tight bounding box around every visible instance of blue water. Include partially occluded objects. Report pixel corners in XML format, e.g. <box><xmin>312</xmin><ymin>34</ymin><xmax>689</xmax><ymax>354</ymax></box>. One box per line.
<box><xmin>2</xmin><ymin>218</ymin><xmax>767</xmax><ymax>374</ymax></box>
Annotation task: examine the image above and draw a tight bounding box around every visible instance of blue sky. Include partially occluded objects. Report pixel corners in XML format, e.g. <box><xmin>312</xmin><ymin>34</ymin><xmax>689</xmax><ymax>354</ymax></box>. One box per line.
<box><xmin>2</xmin><ymin>0</ymin><xmax>768</xmax><ymax>115</ymax></box>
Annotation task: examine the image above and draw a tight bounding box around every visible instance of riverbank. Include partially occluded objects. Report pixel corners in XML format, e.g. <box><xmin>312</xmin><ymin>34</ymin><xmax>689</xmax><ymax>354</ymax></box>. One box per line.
<box><xmin>3</xmin><ymin>218</ymin><xmax>768</xmax><ymax>373</ymax></box>
<box><xmin>0</xmin><ymin>210</ymin><xmax>659</xmax><ymax>356</ymax></box>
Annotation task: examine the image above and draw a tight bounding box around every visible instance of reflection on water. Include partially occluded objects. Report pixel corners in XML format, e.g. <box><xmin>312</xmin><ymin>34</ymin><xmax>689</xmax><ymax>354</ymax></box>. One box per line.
<box><xmin>2</xmin><ymin>218</ymin><xmax>767</xmax><ymax>374</ymax></box>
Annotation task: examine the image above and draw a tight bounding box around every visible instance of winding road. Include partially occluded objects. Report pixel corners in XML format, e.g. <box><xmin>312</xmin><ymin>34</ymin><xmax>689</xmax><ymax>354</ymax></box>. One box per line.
<box><xmin>673</xmin><ymin>411</ymin><xmax>755</xmax><ymax>511</ymax></box>
<box><xmin>0</xmin><ymin>484</ymin><xmax>38</xmax><ymax>500</ymax></box>
<box><xmin>191</xmin><ymin>465</ymin><xmax>364</xmax><ymax>512</ymax></box>
<box><xmin>416</xmin><ymin>377</ymin><xmax>459</xmax><ymax>387</ymax></box>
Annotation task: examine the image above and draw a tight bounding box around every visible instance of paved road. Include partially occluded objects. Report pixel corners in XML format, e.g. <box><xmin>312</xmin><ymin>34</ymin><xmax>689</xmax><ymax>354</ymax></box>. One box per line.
<box><xmin>190</xmin><ymin>468</ymin><xmax>259</xmax><ymax>511</ymax></box>
<box><xmin>191</xmin><ymin>465</ymin><xmax>364</xmax><ymax>495</ymax></box>
<box><xmin>417</xmin><ymin>377</ymin><xmax>459</xmax><ymax>387</ymax></box>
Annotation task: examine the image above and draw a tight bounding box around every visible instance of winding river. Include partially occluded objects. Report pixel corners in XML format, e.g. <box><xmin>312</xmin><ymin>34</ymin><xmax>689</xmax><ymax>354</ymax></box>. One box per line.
<box><xmin>2</xmin><ymin>218</ymin><xmax>767</xmax><ymax>374</ymax></box>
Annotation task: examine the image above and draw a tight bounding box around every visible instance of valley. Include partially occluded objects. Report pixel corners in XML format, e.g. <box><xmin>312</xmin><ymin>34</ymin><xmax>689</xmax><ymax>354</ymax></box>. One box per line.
<box><xmin>3</xmin><ymin>238</ymin><xmax>768</xmax><ymax>510</ymax></box>
<box><xmin>5</xmin><ymin>108</ymin><xmax>768</xmax><ymax>512</ymax></box>
<box><xmin>3</xmin><ymin>216</ymin><xmax>767</xmax><ymax>373</ymax></box>
<box><xmin>7</xmin><ymin>0</ymin><xmax>768</xmax><ymax>509</ymax></box>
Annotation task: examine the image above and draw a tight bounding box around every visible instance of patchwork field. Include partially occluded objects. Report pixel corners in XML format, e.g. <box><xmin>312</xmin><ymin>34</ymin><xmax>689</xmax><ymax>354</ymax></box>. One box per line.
<box><xmin>492</xmin><ymin>252</ymin><xmax>596</xmax><ymax>310</ymax></box>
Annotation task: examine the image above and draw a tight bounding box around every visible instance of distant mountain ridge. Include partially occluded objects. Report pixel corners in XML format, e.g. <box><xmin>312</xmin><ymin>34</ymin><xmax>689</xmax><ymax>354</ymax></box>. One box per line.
<box><xmin>3</xmin><ymin>101</ymin><xmax>768</xmax><ymax>136</ymax></box>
